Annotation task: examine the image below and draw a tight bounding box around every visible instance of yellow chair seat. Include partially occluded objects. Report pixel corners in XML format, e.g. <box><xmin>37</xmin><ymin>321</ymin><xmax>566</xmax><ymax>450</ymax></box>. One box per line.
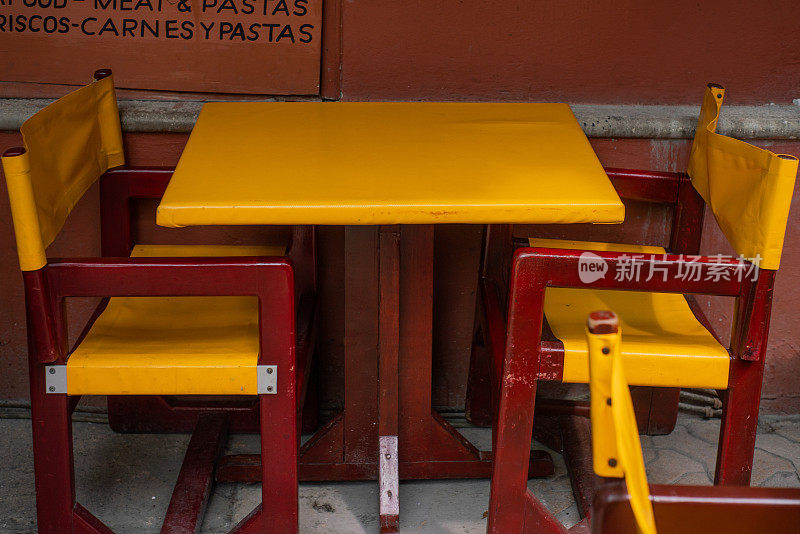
<box><xmin>66</xmin><ymin>244</ymin><xmax>285</xmax><ymax>395</ymax></box>
<box><xmin>528</xmin><ymin>238</ymin><xmax>730</xmax><ymax>388</ymax></box>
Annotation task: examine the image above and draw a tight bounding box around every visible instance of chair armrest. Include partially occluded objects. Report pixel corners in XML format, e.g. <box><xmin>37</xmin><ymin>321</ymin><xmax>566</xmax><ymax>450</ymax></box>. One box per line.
<box><xmin>46</xmin><ymin>256</ymin><xmax>290</xmax><ymax>297</ymax></box>
<box><xmin>43</xmin><ymin>257</ymin><xmax>295</xmax><ymax>366</ymax></box>
<box><xmin>514</xmin><ymin>247</ymin><xmax>744</xmax><ymax>297</ymax></box>
<box><xmin>603</xmin><ymin>167</ymin><xmax>686</xmax><ymax>204</ymax></box>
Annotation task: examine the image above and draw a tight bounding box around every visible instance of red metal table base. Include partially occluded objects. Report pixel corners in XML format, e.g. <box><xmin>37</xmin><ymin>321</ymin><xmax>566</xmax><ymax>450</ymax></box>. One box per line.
<box><xmin>301</xmin><ymin>225</ymin><xmax>552</xmax><ymax>496</ymax></box>
<box><xmin>217</xmin><ymin>411</ymin><xmax>552</xmax><ymax>482</ymax></box>
<box><xmin>221</xmin><ymin>225</ymin><xmax>552</xmax><ymax>531</ymax></box>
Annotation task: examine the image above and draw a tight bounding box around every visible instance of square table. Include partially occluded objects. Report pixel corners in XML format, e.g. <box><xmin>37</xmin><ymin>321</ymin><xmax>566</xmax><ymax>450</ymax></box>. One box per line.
<box><xmin>156</xmin><ymin>101</ymin><xmax>624</xmax><ymax>531</ymax></box>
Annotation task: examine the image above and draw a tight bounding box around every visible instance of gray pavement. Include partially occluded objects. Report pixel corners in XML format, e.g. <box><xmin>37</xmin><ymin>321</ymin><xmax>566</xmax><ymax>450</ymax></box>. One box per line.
<box><xmin>0</xmin><ymin>413</ymin><xmax>798</xmax><ymax>533</ymax></box>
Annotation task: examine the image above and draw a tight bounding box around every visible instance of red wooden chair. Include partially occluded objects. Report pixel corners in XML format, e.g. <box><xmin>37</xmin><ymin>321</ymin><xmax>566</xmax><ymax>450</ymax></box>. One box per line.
<box><xmin>1</xmin><ymin>70</ymin><xmax>316</xmax><ymax>533</ymax></box>
<box><xmin>588</xmin><ymin>311</ymin><xmax>800</xmax><ymax>534</ymax></box>
<box><xmin>471</xmin><ymin>85</ymin><xmax>799</xmax><ymax>532</ymax></box>
<box><xmin>591</xmin><ymin>484</ymin><xmax>800</xmax><ymax>534</ymax></box>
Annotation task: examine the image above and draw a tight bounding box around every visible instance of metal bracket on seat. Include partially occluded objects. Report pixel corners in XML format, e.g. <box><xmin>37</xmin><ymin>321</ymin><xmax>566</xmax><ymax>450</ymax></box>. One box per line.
<box><xmin>256</xmin><ymin>365</ymin><xmax>277</xmax><ymax>394</ymax></box>
<box><xmin>45</xmin><ymin>365</ymin><xmax>67</xmax><ymax>394</ymax></box>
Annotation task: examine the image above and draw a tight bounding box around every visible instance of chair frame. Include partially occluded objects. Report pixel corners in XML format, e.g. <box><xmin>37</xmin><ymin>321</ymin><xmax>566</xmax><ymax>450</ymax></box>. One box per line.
<box><xmin>591</xmin><ymin>483</ymin><xmax>800</xmax><ymax>534</ymax></box>
<box><xmin>468</xmin><ymin>168</ymin><xmax>776</xmax><ymax>533</ymax></box>
<box><xmin>17</xmin><ymin>161</ymin><xmax>317</xmax><ymax>533</ymax></box>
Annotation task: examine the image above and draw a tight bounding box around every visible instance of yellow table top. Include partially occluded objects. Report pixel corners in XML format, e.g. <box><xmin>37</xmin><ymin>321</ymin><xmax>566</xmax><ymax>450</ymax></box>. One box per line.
<box><xmin>156</xmin><ymin>102</ymin><xmax>624</xmax><ymax>226</ymax></box>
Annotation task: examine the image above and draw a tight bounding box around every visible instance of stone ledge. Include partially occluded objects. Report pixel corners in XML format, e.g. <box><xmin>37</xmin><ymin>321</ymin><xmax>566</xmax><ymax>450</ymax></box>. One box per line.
<box><xmin>572</xmin><ymin>104</ymin><xmax>800</xmax><ymax>140</ymax></box>
<box><xmin>1</xmin><ymin>98</ymin><xmax>798</xmax><ymax>139</ymax></box>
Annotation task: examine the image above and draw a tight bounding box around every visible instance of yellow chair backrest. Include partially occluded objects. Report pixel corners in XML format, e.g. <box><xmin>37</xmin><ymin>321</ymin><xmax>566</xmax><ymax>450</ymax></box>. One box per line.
<box><xmin>1</xmin><ymin>74</ymin><xmax>125</xmax><ymax>271</ymax></box>
<box><xmin>687</xmin><ymin>84</ymin><xmax>798</xmax><ymax>270</ymax></box>
<box><xmin>587</xmin><ymin>311</ymin><xmax>656</xmax><ymax>534</ymax></box>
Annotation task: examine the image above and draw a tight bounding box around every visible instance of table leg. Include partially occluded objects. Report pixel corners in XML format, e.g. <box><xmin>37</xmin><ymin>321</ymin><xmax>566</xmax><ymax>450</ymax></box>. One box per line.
<box><xmin>217</xmin><ymin>225</ymin><xmax>553</xmax><ymax>484</ymax></box>
<box><xmin>378</xmin><ymin>226</ymin><xmax>401</xmax><ymax>532</ymax></box>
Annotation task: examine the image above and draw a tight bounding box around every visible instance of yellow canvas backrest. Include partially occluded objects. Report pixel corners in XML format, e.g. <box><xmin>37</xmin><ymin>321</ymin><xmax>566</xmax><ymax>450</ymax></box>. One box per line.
<box><xmin>1</xmin><ymin>73</ymin><xmax>125</xmax><ymax>271</ymax></box>
<box><xmin>687</xmin><ymin>84</ymin><xmax>798</xmax><ymax>270</ymax></box>
<box><xmin>587</xmin><ymin>311</ymin><xmax>656</xmax><ymax>534</ymax></box>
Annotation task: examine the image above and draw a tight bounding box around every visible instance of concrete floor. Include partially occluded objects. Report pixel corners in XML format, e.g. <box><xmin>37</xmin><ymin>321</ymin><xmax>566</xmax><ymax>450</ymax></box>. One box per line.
<box><xmin>1</xmin><ymin>413</ymin><xmax>799</xmax><ymax>533</ymax></box>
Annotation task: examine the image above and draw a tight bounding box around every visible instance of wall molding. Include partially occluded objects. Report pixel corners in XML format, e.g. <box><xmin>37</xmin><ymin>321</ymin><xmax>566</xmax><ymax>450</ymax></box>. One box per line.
<box><xmin>1</xmin><ymin>99</ymin><xmax>798</xmax><ymax>139</ymax></box>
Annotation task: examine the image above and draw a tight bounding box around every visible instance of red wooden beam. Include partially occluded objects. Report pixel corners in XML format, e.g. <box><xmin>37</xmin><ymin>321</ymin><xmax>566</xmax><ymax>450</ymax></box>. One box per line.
<box><xmin>217</xmin><ymin>450</ymin><xmax>554</xmax><ymax>483</ymax></box>
<box><xmin>29</xmin><ymin>362</ymin><xmax>75</xmax><ymax>532</ymax></box>
<box><xmin>668</xmin><ymin>178</ymin><xmax>706</xmax><ymax>255</ymax></box>
<box><xmin>99</xmin><ymin>167</ymin><xmax>173</xmax><ymax>257</ymax></box>
<box><xmin>560</xmin><ymin>415</ymin><xmax>610</xmax><ymax>520</ymax></box>
<box><xmin>228</xmin><ymin>505</ymin><xmax>262</xmax><ymax>534</ymax></box>
<box><xmin>22</xmin><ymin>270</ymin><xmax>60</xmax><ymax>364</ymax></box>
<box><xmin>592</xmin><ymin>484</ymin><xmax>800</xmax><ymax>534</ymax></box>
<box><xmin>523</xmin><ymin>491</ymin><xmax>568</xmax><ymax>534</ymax></box>
<box><xmin>378</xmin><ymin>225</ymin><xmax>400</xmax><ymax>533</ymax></box>
<box><xmin>603</xmin><ymin>168</ymin><xmax>683</xmax><ymax>204</ymax></box>
<box><xmin>46</xmin><ymin>257</ymin><xmax>292</xmax><ymax>298</ymax></box>
<box><xmin>160</xmin><ymin>413</ymin><xmax>229</xmax><ymax>534</ymax></box>
<box><xmin>73</xmin><ymin>503</ymin><xmax>114</xmax><ymax>534</ymax></box>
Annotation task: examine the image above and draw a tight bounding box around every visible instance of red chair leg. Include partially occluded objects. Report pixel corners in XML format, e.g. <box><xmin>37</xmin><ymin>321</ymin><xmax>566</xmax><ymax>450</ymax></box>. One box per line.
<box><xmin>715</xmin><ymin>358</ymin><xmax>766</xmax><ymax>486</ymax></box>
<box><xmin>487</xmin><ymin>359</ymin><xmax>539</xmax><ymax>533</ymax></box>
<box><xmin>260</xmin><ymin>386</ymin><xmax>298</xmax><ymax>532</ymax></box>
<box><xmin>29</xmin><ymin>361</ymin><xmax>76</xmax><ymax>533</ymax></box>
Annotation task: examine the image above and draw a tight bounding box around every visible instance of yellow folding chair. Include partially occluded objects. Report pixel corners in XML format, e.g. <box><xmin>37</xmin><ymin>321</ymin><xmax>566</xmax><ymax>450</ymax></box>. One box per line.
<box><xmin>587</xmin><ymin>310</ymin><xmax>800</xmax><ymax>534</ymax></box>
<box><xmin>1</xmin><ymin>69</ymin><xmax>316</xmax><ymax>533</ymax></box>
<box><xmin>481</xmin><ymin>84</ymin><xmax>798</xmax><ymax>533</ymax></box>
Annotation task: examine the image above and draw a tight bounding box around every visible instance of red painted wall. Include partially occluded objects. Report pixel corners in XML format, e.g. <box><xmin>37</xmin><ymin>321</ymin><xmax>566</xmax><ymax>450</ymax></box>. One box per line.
<box><xmin>339</xmin><ymin>0</ymin><xmax>800</xmax><ymax>104</ymax></box>
<box><xmin>2</xmin><ymin>1</ymin><xmax>800</xmax><ymax>412</ymax></box>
